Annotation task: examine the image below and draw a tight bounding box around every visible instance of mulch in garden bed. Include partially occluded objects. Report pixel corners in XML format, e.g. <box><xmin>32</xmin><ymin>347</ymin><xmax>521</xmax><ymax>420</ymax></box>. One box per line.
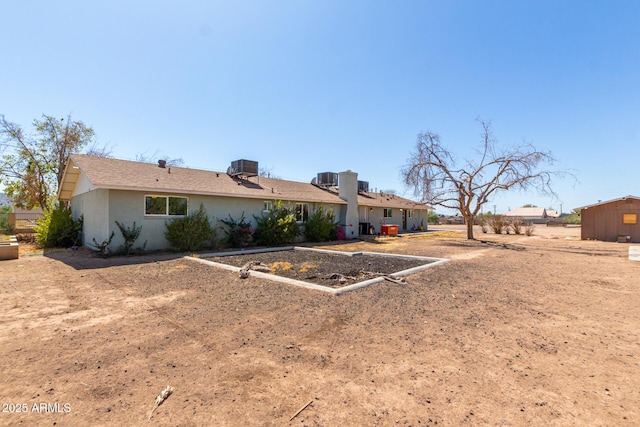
<box><xmin>207</xmin><ymin>248</ymin><xmax>434</xmax><ymax>287</ymax></box>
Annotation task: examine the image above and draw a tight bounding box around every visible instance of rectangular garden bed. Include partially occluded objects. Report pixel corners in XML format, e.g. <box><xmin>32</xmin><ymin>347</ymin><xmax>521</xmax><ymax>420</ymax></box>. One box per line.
<box><xmin>186</xmin><ymin>246</ymin><xmax>450</xmax><ymax>294</ymax></box>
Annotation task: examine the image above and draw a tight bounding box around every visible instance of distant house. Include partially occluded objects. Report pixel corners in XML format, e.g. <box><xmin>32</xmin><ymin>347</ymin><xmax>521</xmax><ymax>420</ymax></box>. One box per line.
<box><xmin>503</xmin><ymin>207</ymin><xmax>549</xmax><ymax>224</ymax></box>
<box><xmin>58</xmin><ymin>154</ymin><xmax>431</xmax><ymax>250</ymax></box>
<box><xmin>546</xmin><ymin>210</ymin><xmax>560</xmax><ymax>218</ymax></box>
<box><xmin>576</xmin><ymin>195</ymin><xmax>640</xmax><ymax>243</ymax></box>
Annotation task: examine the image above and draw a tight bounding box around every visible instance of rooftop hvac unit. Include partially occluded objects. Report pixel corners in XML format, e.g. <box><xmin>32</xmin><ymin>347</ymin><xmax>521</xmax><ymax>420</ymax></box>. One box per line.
<box><xmin>228</xmin><ymin>159</ymin><xmax>258</xmax><ymax>177</ymax></box>
<box><xmin>358</xmin><ymin>180</ymin><xmax>369</xmax><ymax>192</ymax></box>
<box><xmin>316</xmin><ymin>172</ymin><xmax>338</xmax><ymax>187</ymax></box>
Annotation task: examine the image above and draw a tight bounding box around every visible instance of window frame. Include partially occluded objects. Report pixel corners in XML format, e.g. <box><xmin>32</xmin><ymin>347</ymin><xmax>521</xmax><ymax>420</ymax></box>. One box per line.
<box><xmin>295</xmin><ymin>203</ymin><xmax>309</xmax><ymax>222</ymax></box>
<box><xmin>383</xmin><ymin>208</ymin><xmax>392</xmax><ymax>218</ymax></box>
<box><xmin>144</xmin><ymin>195</ymin><xmax>188</xmax><ymax>217</ymax></box>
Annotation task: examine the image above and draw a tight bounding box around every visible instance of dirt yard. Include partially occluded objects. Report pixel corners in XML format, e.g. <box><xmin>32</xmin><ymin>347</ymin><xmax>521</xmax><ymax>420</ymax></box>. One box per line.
<box><xmin>1</xmin><ymin>226</ymin><xmax>638</xmax><ymax>426</ymax></box>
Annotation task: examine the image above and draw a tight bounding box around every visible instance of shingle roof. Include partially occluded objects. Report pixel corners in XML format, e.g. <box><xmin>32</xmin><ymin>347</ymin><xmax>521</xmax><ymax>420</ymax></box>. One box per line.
<box><xmin>320</xmin><ymin>187</ymin><xmax>431</xmax><ymax>210</ymax></box>
<box><xmin>60</xmin><ymin>154</ymin><xmax>347</xmax><ymax>205</ymax></box>
<box><xmin>59</xmin><ymin>154</ymin><xmax>429</xmax><ymax>210</ymax></box>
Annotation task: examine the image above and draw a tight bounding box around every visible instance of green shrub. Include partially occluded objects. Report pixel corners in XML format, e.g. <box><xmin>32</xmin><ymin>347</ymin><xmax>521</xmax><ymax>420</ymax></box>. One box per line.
<box><xmin>165</xmin><ymin>204</ymin><xmax>216</xmax><ymax>252</ymax></box>
<box><xmin>114</xmin><ymin>221</ymin><xmax>146</xmax><ymax>255</ymax></box>
<box><xmin>427</xmin><ymin>210</ymin><xmax>439</xmax><ymax>225</ymax></box>
<box><xmin>219</xmin><ymin>213</ymin><xmax>254</xmax><ymax>248</ymax></box>
<box><xmin>35</xmin><ymin>203</ymin><xmax>83</xmax><ymax>248</ymax></box>
<box><xmin>304</xmin><ymin>205</ymin><xmax>338</xmax><ymax>242</ymax></box>
<box><xmin>253</xmin><ymin>201</ymin><xmax>299</xmax><ymax>246</ymax></box>
<box><xmin>563</xmin><ymin>211</ymin><xmax>581</xmax><ymax>224</ymax></box>
<box><xmin>0</xmin><ymin>206</ymin><xmax>10</xmax><ymax>233</ymax></box>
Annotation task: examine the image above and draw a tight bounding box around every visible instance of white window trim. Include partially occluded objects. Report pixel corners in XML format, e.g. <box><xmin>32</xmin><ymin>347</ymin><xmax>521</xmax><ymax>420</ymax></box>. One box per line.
<box><xmin>295</xmin><ymin>202</ymin><xmax>309</xmax><ymax>222</ymax></box>
<box><xmin>144</xmin><ymin>195</ymin><xmax>189</xmax><ymax>217</ymax></box>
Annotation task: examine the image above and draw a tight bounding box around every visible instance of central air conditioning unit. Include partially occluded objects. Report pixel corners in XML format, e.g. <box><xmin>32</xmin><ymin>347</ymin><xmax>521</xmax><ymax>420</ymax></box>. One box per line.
<box><xmin>227</xmin><ymin>159</ymin><xmax>258</xmax><ymax>177</ymax></box>
<box><xmin>316</xmin><ymin>172</ymin><xmax>338</xmax><ymax>187</ymax></box>
<box><xmin>358</xmin><ymin>180</ymin><xmax>369</xmax><ymax>192</ymax></box>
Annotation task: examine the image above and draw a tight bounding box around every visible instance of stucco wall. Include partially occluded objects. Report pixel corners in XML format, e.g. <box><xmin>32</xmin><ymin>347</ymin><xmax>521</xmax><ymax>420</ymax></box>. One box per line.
<box><xmin>71</xmin><ymin>188</ymin><xmax>109</xmax><ymax>248</ymax></box>
<box><xmin>103</xmin><ymin>190</ymin><xmax>342</xmax><ymax>251</ymax></box>
<box><xmin>361</xmin><ymin>207</ymin><xmax>428</xmax><ymax>234</ymax></box>
<box><xmin>72</xmin><ymin>170</ymin><xmax>94</xmax><ymax>197</ymax></box>
<box><xmin>105</xmin><ymin>190</ymin><xmax>268</xmax><ymax>251</ymax></box>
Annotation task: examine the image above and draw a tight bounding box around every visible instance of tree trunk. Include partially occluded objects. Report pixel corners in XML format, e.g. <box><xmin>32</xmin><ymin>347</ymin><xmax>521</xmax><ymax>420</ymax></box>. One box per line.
<box><xmin>466</xmin><ymin>217</ymin><xmax>475</xmax><ymax>240</ymax></box>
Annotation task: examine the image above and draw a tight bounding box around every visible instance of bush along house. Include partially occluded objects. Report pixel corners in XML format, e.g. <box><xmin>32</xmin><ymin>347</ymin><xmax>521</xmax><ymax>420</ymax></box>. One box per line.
<box><xmin>57</xmin><ymin>154</ymin><xmax>431</xmax><ymax>251</ymax></box>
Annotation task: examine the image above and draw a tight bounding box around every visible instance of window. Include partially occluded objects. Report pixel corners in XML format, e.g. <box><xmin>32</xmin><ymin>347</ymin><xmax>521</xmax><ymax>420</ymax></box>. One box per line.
<box><xmin>408</xmin><ymin>209</ymin><xmax>414</xmax><ymax>218</ymax></box>
<box><xmin>623</xmin><ymin>213</ymin><xmax>637</xmax><ymax>225</ymax></box>
<box><xmin>384</xmin><ymin>208</ymin><xmax>392</xmax><ymax>218</ymax></box>
<box><xmin>145</xmin><ymin>195</ymin><xmax>188</xmax><ymax>216</ymax></box>
<box><xmin>263</xmin><ymin>201</ymin><xmax>273</xmax><ymax>212</ymax></box>
<box><xmin>169</xmin><ymin>197</ymin><xmax>188</xmax><ymax>215</ymax></box>
<box><xmin>295</xmin><ymin>203</ymin><xmax>309</xmax><ymax>222</ymax></box>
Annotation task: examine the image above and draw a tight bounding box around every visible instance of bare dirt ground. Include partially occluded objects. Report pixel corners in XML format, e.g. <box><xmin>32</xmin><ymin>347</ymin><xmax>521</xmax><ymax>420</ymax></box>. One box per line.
<box><xmin>1</xmin><ymin>225</ymin><xmax>638</xmax><ymax>426</ymax></box>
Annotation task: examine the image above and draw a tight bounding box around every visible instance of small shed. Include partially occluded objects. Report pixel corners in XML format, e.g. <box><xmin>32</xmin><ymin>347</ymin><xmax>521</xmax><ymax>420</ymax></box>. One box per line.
<box><xmin>577</xmin><ymin>195</ymin><xmax>640</xmax><ymax>243</ymax></box>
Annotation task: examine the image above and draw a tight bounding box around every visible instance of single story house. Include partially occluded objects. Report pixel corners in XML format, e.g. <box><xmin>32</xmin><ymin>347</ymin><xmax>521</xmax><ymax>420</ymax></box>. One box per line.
<box><xmin>503</xmin><ymin>207</ymin><xmax>550</xmax><ymax>224</ymax></box>
<box><xmin>576</xmin><ymin>195</ymin><xmax>640</xmax><ymax>243</ymax></box>
<box><xmin>58</xmin><ymin>154</ymin><xmax>431</xmax><ymax>250</ymax></box>
<box><xmin>545</xmin><ymin>209</ymin><xmax>560</xmax><ymax>218</ymax></box>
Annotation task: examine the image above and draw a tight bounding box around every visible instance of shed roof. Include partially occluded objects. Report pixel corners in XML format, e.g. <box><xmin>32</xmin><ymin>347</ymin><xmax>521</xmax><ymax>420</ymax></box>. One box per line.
<box><xmin>575</xmin><ymin>195</ymin><xmax>640</xmax><ymax>210</ymax></box>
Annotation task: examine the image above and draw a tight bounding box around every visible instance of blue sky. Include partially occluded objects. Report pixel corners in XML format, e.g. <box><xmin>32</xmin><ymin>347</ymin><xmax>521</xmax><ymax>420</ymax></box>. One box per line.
<box><xmin>2</xmin><ymin>0</ymin><xmax>639</xmax><ymax>214</ymax></box>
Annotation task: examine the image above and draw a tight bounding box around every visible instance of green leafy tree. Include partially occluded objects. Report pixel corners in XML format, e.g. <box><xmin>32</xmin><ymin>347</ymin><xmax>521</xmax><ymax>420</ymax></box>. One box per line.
<box><xmin>0</xmin><ymin>114</ymin><xmax>108</xmax><ymax>210</ymax></box>
<box><xmin>0</xmin><ymin>205</ymin><xmax>11</xmax><ymax>233</ymax></box>
<box><xmin>563</xmin><ymin>210</ymin><xmax>581</xmax><ymax>224</ymax></box>
<box><xmin>427</xmin><ymin>210</ymin><xmax>439</xmax><ymax>225</ymax></box>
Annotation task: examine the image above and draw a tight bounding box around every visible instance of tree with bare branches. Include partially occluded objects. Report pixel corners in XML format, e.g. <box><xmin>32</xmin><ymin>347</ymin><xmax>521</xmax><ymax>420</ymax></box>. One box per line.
<box><xmin>134</xmin><ymin>150</ymin><xmax>184</xmax><ymax>167</ymax></box>
<box><xmin>0</xmin><ymin>114</ymin><xmax>110</xmax><ymax>210</ymax></box>
<box><xmin>402</xmin><ymin>119</ymin><xmax>567</xmax><ymax>240</ymax></box>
